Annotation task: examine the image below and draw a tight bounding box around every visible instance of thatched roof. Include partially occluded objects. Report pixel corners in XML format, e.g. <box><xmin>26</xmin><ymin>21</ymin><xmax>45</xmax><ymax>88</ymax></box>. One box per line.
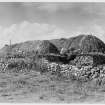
<box><xmin>36</xmin><ymin>40</ymin><xmax>59</xmax><ymax>55</ymax></box>
<box><xmin>63</xmin><ymin>35</ymin><xmax>105</xmax><ymax>54</ymax></box>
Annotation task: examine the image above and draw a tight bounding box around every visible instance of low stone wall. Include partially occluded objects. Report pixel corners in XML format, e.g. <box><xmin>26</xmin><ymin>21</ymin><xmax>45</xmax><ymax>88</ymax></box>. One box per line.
<box><xmin>40</xmin><ymin>59</ymin><xmax>105</xmax><ymax>81</ymax></box>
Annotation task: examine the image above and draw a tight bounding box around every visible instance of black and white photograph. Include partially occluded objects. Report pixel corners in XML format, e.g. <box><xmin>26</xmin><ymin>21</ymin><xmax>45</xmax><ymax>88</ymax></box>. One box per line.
<box><xmin>0</xmin><ymin>1</ymin><xmax>105</xmax><ymax>103</ymax></box>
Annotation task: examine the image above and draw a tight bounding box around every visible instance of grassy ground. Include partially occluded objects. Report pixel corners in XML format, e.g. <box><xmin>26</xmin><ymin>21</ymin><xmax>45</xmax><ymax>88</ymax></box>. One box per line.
<box><xmin>0</xmin><ymin>70</ymin><xmax>104</xmax><ymax>103</ymax></box>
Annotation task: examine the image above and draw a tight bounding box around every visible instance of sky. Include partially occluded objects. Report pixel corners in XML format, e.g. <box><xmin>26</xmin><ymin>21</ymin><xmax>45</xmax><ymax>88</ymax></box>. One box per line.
<box><xmin>0</xmin><ymin>2</ymin><xmax>105</xmax><ymax>48</ymax></box>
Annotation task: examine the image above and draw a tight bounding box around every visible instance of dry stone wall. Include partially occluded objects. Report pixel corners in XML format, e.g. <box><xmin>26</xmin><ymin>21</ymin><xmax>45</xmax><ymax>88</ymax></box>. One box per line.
<box><xmin>39</xmin><ymin>58</ymin><xmax>105</xmax><ymax>82</ymax></box>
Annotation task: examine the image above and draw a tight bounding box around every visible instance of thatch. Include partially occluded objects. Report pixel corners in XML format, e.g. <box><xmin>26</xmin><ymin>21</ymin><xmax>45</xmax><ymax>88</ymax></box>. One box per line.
<box><xmin>80</xmin><ymin>35</ymin><xmax>105</xmax><ymax>53</ymax></box>
<box><xmin>69</xmin><ymin>35</ymin><xmax>105</xmax><ymax>66</ymax></box>
<box><xmin>36</xmin><ymin>40</ymin><xmax>59</xmax><ymax>55</ymax></box>
<box><xmin>62</xmin><ymin>35</ymin><xmax>105</xmax><ymax>54</ymax></box>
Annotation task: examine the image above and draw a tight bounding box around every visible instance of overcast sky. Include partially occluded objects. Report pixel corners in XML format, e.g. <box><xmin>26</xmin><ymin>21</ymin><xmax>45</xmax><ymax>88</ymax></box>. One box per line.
<box><xmin>0</xmin><ymin>2</ymin><xmax>105</xmax><ymax>48</ymax></box>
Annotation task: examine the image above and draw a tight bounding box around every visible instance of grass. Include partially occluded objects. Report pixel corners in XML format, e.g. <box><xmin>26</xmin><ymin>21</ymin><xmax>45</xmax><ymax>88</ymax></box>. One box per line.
<box><xmin>0</xmin><ymin>70</ymin><xmax>104</xmax><ymax>103</ymax></box>
<box><xmin>0</xmin><ymin>55</ymin><xmax>105</xmax><ymax>103</ymax></box>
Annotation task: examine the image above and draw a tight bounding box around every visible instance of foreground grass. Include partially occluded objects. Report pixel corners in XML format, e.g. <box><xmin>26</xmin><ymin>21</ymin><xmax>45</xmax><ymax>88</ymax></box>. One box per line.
<box><xmin>0</xmin><ymin>70</ymin><xmax>104</xmax><ymax>103</ymax></box>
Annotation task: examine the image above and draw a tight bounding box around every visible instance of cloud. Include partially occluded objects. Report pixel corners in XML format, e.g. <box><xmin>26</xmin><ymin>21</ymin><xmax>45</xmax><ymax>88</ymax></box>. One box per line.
<box><xmin>82</xmin><ymin>3</ymin><xmax>105</xmax><ymax>16</ymax></box>
<box><xmin>37</xmin><ymin>3</ymin><xmax>72</xmax><ymax>13</ymax></box>
<box><xmin>71</xmin><ymin>24</ymin><xmax>105</xmax><ymax>42</ymax></box>
<box><xmin>37</xmin><ymin>2</ymin><xmax>105</xmax><ymax>21</ymax></box>
<box><xmin>0</xmin><ymin>20</ymin><xmax>105</xmax><ymax>49</ymax></box>
<box><xmin>0</xmin><ymin>21</ymin><xmax>67</xmax><ymax>48</ymax></box>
